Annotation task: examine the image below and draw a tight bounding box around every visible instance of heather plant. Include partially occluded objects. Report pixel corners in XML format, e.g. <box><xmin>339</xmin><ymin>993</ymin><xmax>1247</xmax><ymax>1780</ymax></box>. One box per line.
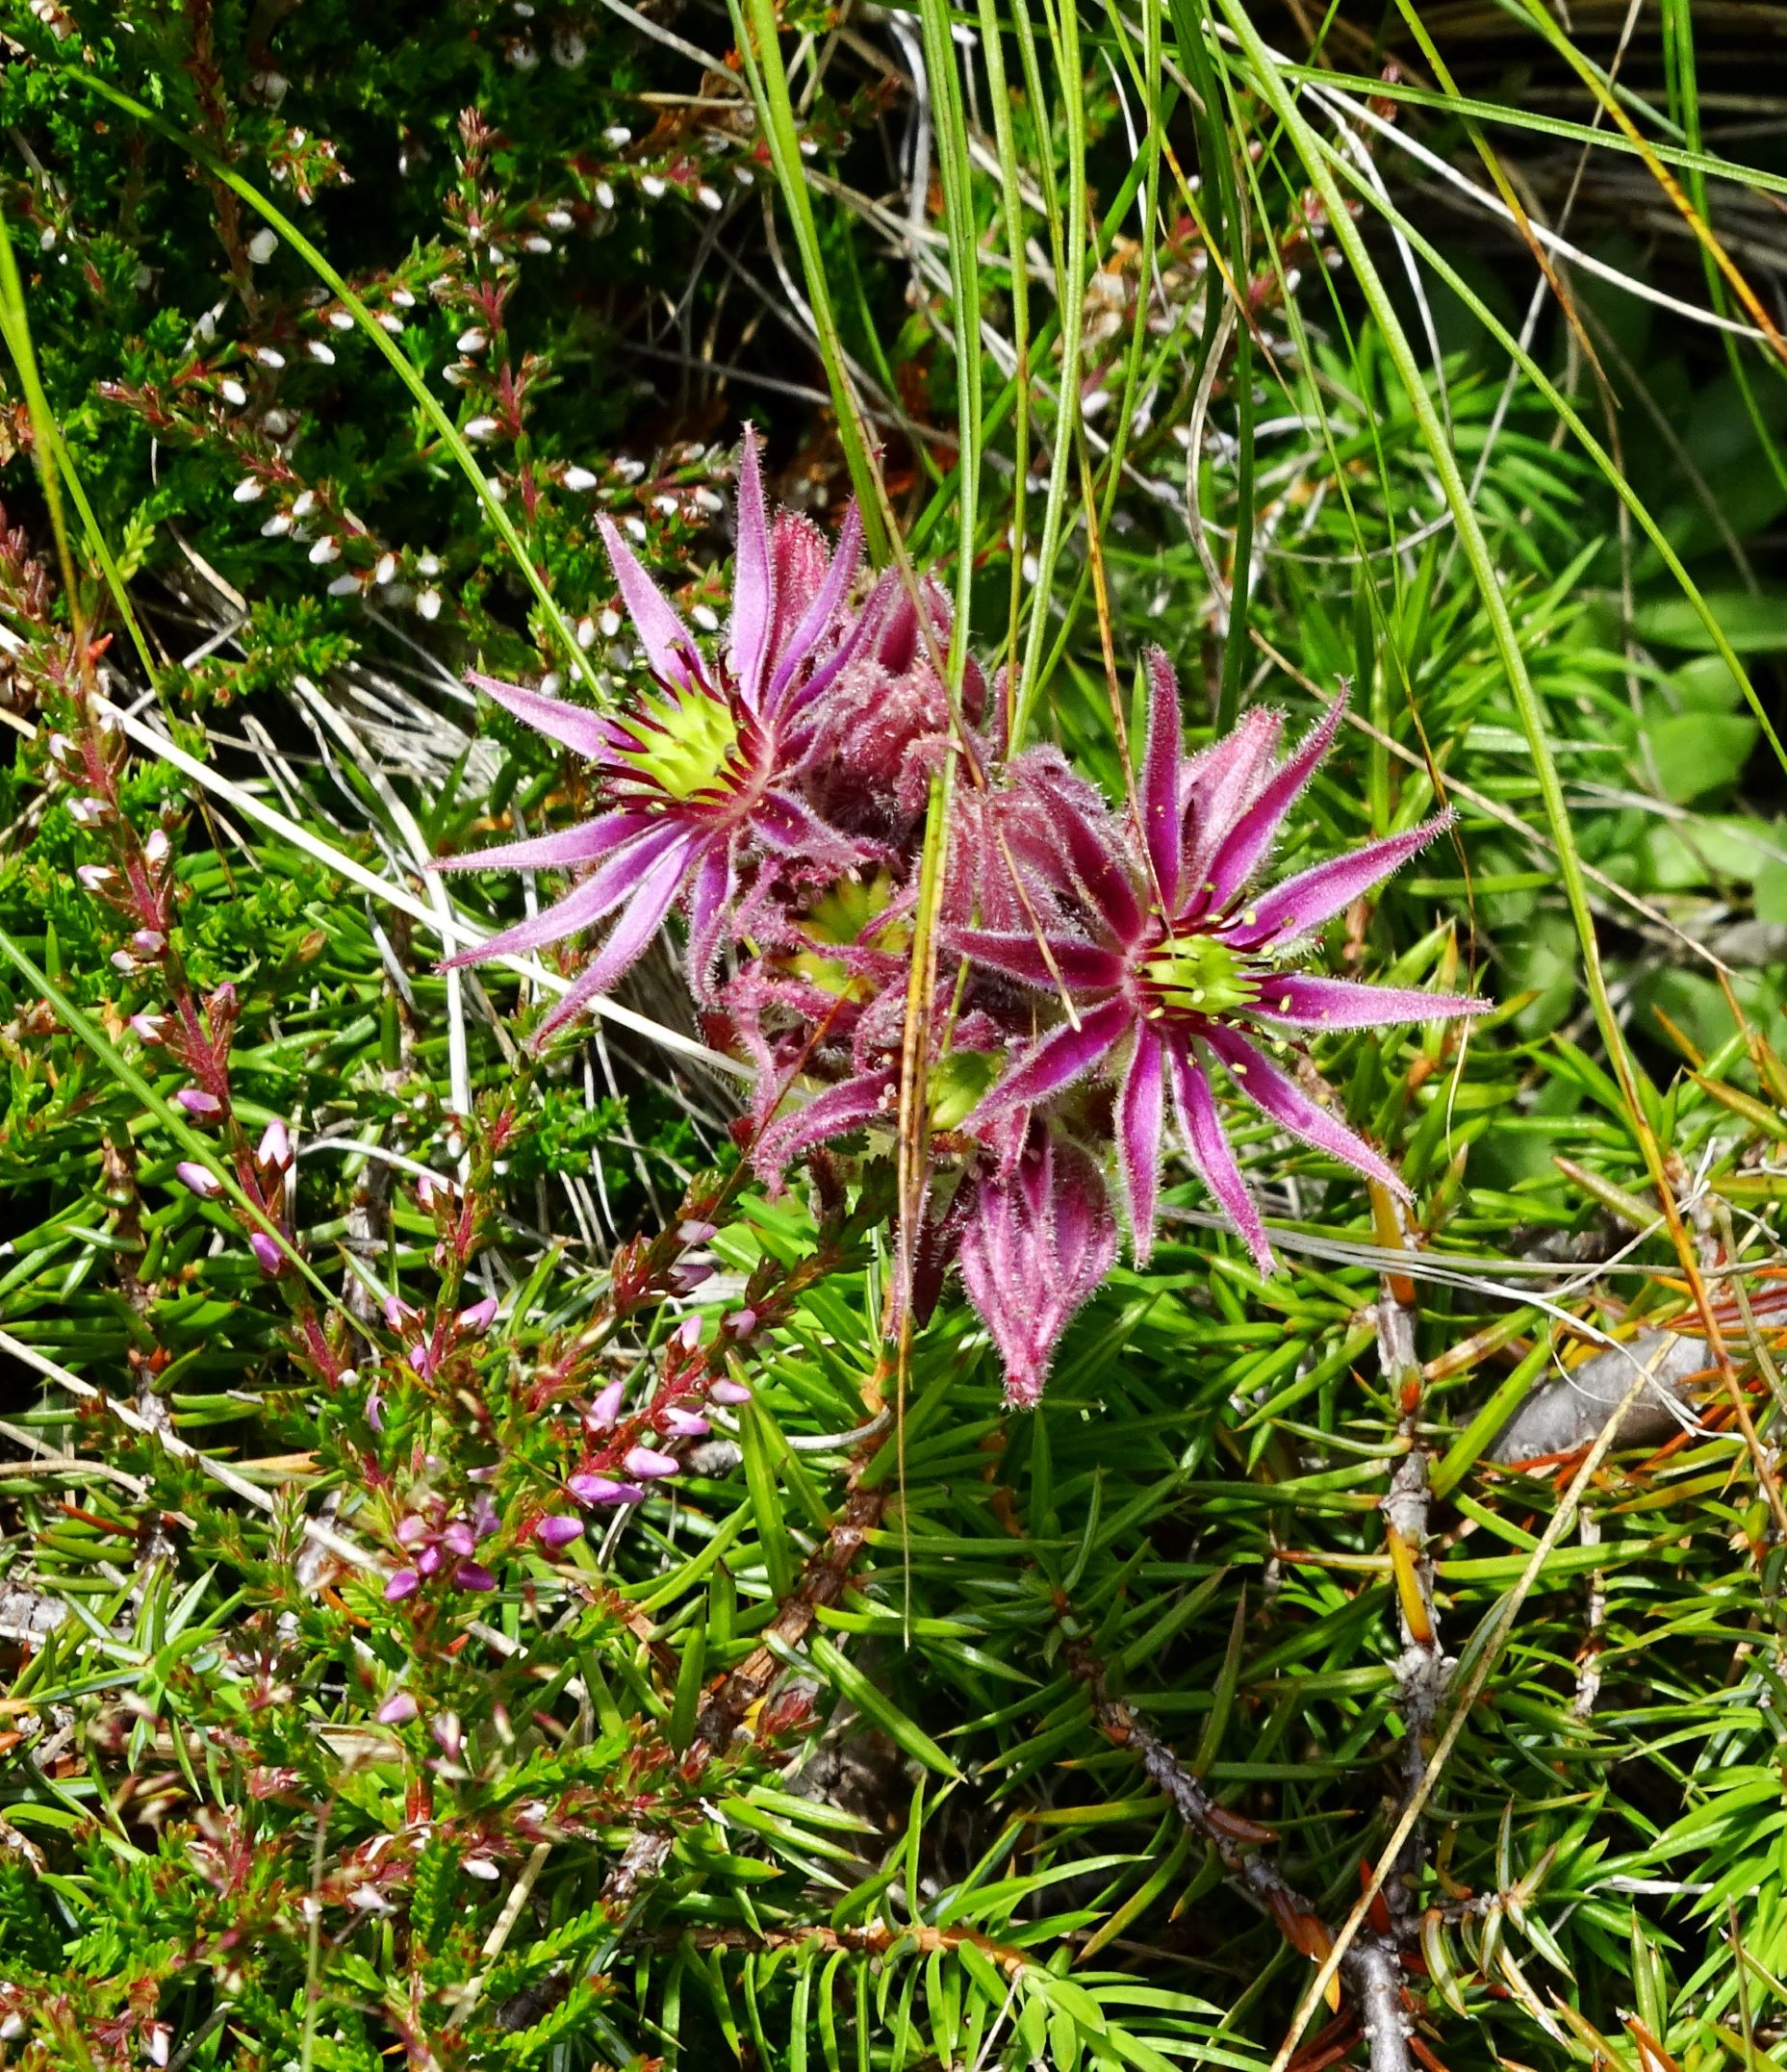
<box><xmin>5</xmin><ymin>2</ymin><xmax>1787</xmax><ymax>2071</ymax></box>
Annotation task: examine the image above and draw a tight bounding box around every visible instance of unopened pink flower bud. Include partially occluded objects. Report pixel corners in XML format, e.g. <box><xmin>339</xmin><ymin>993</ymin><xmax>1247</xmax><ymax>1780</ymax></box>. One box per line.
<box><xmin>130</xmin><ymin>929</ymin><xmax>166</xmax><ymax>958</ymax></box>
<box><xmin>441</xmin><ymin>1521</ymin><xmax>477</xmax><ymax>1558</ymax></box>
<box><xmin>384</xmin><ymin>1568</ymin><xmax>420</xmax><ymax>1602</ymax></box>
<box><xmin>456</xmin><ymin>1294</ymin><xmax>498</xmax><ymax>1334</ymax></box>
<box><xmin>534</xmin><ymin>1514</ymin><xmax>583</xmax><ymax>1549</ymax></box>
<box><xmin>417</xmin><ymin>1544</ymin><xmax>445</xmax><ymax>1578</ymax></box>
<box><xmin>175</xmin><ymin>1087</ymin><xmax>221</xmax><ymax>1118</ymax></box>
<box><xmin>76</xmin><ymin>864</ymin><xmax>115</xmax><ymax>892</ymax></box>
<box><xmin>432</xmin><ymin>1711</ymin><xmax>462</xmax><ymax>1758</ymax></box>
<box><xmin>376</xmin><ymin>1691</ymin><xmax>418</xmax><ymax>1725</ymax></box>
<box><xmin>663</xmin><ymin>1407</ymin><xmax>709</xmax><ymax>1438</ymax></box>
<box><xmin>257</xmin><ymin>1117</ymin><xmax>293</xmax><ymax>1169</ymax></box>
<box><xmin>453</xmin><ymin>1559</ymin><xmax>497</xmax><ymax>1592</ymax></box>
<box><xmin>711</xmin><ymin>1377</ymin><xmax>753</xmax><ymax>1406</ymax></box>
<box><xmin>396</xmin><ymin>1514</ymin><xmax>429</xmax><ymax>1548</ymax></box>
<box><xmin>623</xmin><ymin>1445</ymin><xmax>679</xmax><ymax>1480</ymax></box>
<box><xmin>677</xmin><ymin>1219</ymin><xmax>718</xmax><ymax>1244</ymax></box>
<box><xmin>724</xmin><ymin>1309</ymin><xmax>757</xmax><ymax>1340</ymax></box>
<box><xmin>383</xmin><ymin>1293</ymin><xmax>417</xmax><ymax>1332</ymax></box>
<box><xmin>249</xmin><ymin>1231</ymin><xmax>285</xmax><ymax>1275</ymax></box>
<box><xmin>143</xmin><ymin>828</ymin><xmax>170</xmax><ymax>867</ymax></box>
<box><xmin>674</xmin><ymin>1316</ymin><xmax>702</xmax><ymax>1353</ymax></box>
<box><xmin>175</xmin><ymin>1161</ymin><xmax>221</xmax><ymax>1200</ymax></box>
<box><xmin>587</xmin><ymin>1378</ymin><xmax>625</xmax><ymax>1431</ymax></box>
<box><xmin>130</xmin><ymin>1012</ymin><xmax>168</xmax><ymax>1043</ymax></box>
<box><xmin>568</xmin><ymin>1472</ymin><xmax>639</xmax><ymax>1507</ymax></box>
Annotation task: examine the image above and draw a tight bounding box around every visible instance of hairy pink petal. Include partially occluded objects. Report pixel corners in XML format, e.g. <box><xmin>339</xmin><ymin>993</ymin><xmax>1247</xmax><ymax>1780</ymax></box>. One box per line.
<box><xmin>1140</xmin><ymin>649</ymin><xmax>1185</xmax><ymax>908</ymax></box>
<box><xmin>1168</xmin><ymin>1039</ymin><xmax>1273</xmax><ymax>1270</ymax></box>
<box><xmin>728</xmin><ymin>427</ymin><xmax>774</xmax><ymax>706</ymax></box>
<box><xmin>1117</xmin><ymin>1022</ymin><xmax>1165</xmax><ymax>1265</ymax></box>
<box><xmin>530</xmin><ymin>838</ymin><xmax>699</xmax><ymax>1044</ymax></box>
<box><xmin>1203</xmin><ymin>1026</ymin><xmax>1408</xmax><ymax>1199</ymax></box>
<box><xmin>1183</xmin><ymin>705</ymin><xmax>1283</xmax><ymax>897</ymax></box>
<box><xmin>1202</xmin><ymin>695</ymin><xmax>1344</xmax><ymax>913</ymax></box>
<box><xmin>428</xmin><ymin>808</ymin><xmax>656</xmax><ymax>877</ymax></box>
<box><xmin>969</xmin><ymin>998</ymin><xmax>1130</xmax><ymax>1122</ymax></box>
<box><xmin>1040</xmin><ymin>785</ymin><xmax>1142</xmax><ymax>944</ymax></box>
<box><xmin>950</xmin><ymin>928</ymin><xmax>1126</xmax><ymax>994</ymax></box>
<box><xmin>1230</xmin><ymin>812</ymin><xmax>1454</xmax><ymax>948</ymax></box>
<box><xmin>597</xmin><ymin>519</ymin><xmax>698</xmax><ymax>690</ymax></box>
<box><xmin>765</xmin><ymin>504</ymin><xmax>863</xmax><ymax>714</ymax></box>
<box><xmin>1251</xmin><ymin>972</ymin><xmax>1489</xmax><ymax>1030</ymax></box>
<box><xmin>754</xmin><ymin>1071</ymin><xmax>894</xmax><ymax>1180</ymax></box>
<box><xmin>685</xmin><ymin>840</ymin><xmax>737</xmax><ymax>1003</ymax></box>
<box><xmin>439</xmin><ymin>822</ymin><xmax>693</xmax><ymax>969</ymax></box>
<box><xmin>752</xmin><ymin>789</ymin><xmax>862</xmax><ymax>862</ymax></box>
<box><xmin>469</xmin><ymin>671</ymin><xmax>610</xmax><ymax>762</ymax></box>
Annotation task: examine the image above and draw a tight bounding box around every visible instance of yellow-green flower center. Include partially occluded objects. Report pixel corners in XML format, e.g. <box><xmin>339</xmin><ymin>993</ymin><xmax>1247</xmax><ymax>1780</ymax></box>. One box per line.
<box><xmin>1139</xmin><ymin>934</ymin><xmax>1257</xmax><ymax>1018</ymax></box>
<box><xmin>614</xmin><ymin>687</ymin><xmax>739</xmax><ymax>802</ymax></box>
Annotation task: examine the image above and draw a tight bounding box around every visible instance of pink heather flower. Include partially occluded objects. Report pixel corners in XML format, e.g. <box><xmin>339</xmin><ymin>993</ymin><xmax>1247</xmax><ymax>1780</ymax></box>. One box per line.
<box><xmin>957</xmin><ymin>657</ymin><xmax>1488</xmax><ymax>1269</ymax></box>
<box><xmin>175</xmin><ymin>1087</ymin><xmax>222</xmax><ymax>1118</ymax></box>
<box><xmin>711</xmin><ymin>1376</ymin><xmax>752</xmax><ymax>1405</ymax></box>
<box><xmin>257</xmin><ymin>1117</ymin><xmax>294</xmax><ymax>1169</ymax></box>
<box><xmin>452</xmin><ymin>1561</ymin><xmax>498</xmax><ymax>1592</ymax></box>
<box><xmin>568</xmin><ymin>1471</ymin><xmax>642</xmax><ymax>1507</ymax></box>
<box><xmin>457</xmin><ymin>1293</ymin><xmax>499</xmax><ymax>1334</ymax></box>
<box><xmin>383</xmin><ymin>1293</ymin><xmax>418</xmax><ymax>1332</ymax></box>
<box><xmin>175</xmin><ymin>1161</ymin><xmax>222</xmax><ymax>1200</ymax></box>
<box><xmin>663</xmin><ymin>1406</ymin><xmax>709</xmax><ymax>1438</ymax></box>
<box><xmin>384</xmin><ymin>1568</ymin><xmax>420</xmax><ymax>1602</ymax></box>
<box><xmin>130</xmin><ymin>1012</ymin><xmax>168</xmax><ymax>1043</ymax></box>
<box><xmin>622</xmin><ymin>1445</ymin><xmax>680</xmax><ymax>1479</ymax></box>
<box><xmin>376</xmin><ymin>1691</ymin><xmax>418</xmax><ymax>1725</ymax></box>
<box><xmin>534</xmin><ymin>1513</ymin><xmax>584</xmax><ymax>1549</ymax></box>
<box><xmin>249</xmin><ymin>1231</ymin><xmax>285</xmax><ymax>1276</ymax></box>
<box><xmin>958</xmin><ymin>1132</ymin><xmax>1118</xmax><ymax>1408</ymax></box>
<box><xmin>586</xmin><ymin>1378</ymin><xmax>625</xmax><ymax>1430</ymax></box>
<box><xmin>429</xmin><ymin>429</ymin><xmax>872</xmax><ymax>1039</ymax></box>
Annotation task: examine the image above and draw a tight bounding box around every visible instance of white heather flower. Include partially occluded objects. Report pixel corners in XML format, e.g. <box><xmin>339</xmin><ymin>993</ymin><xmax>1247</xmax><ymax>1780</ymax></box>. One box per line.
<box><xmin>464</xmin><ymin>416</ymin><xmax>499</xmax><ymax>441</ymax></box>
<box><xmin>524</xmin><ymin>235</ymin><xmax>552</xmax><ymax>254</ymax></box>
<box><xmin>553</xmin><ymin>30</ymin><xmax>587</xmax><ymax>66</ymax></box>
<box><xmin>443</xmin><ymin>362</ymin><xmax>471</xmax><ymax>385</ymax></box>
<box><xmin>694</xmin><ymin>487</ymin><xmax>724</xmax><ymax>513</ymax></box>
<box><xmin>233</xmin><ymin>477</ymin><xmax>265</xmax><ymax>502</ymax></box>
<box><xmin>261</xmin><ymin>513</ymin><xmax>293</xmax><ymax>537</ymax></box>
<box><xmin>653</xmin><ymin>495</ymin><xmax>678</xmax><ymax>516</ymax></box>
<box><xmin>691</xmin><ymin>603</ymin><xmax>719</xmax><ymax>632</ymax></box>
<box><xmin>254</xmin><ymin>346</ymin><xmax>286</xmax><ymax>368</ymax></box>
<box><xmin>603</xmin><ymin>125</ymin><xmax>632</xmax><ymax>146</ymax></box>
<box><xmin>292</xmin><ymin>491</ymin><xmax>317</xmax><ymax>518</ymax></box>
<box><xmin>562</xmin><ymin>466</ymin><xmax>598</xmax><ymax>493</ymax></box>
<box><xmin>392</xmin><ymin>288</ymin><xmax>416</xmax><ymax>308</ymax></box>
<box><xmin>624</xmin><ymin>516</ymin><xmax>648</xmax><ymax>543</ymax></box>
<box><xmin>374</xmin><ymin>552</ymin><xmax>397</xmax><ymax>584</ymax></box>
<box><xmin>328</xmin><ymin>574</ymin><xmax>360</xmax><ymax>596</ymax></box>
<box><xmin>219</xmin><ymin>377</ymin><xmax>247</xmax><ymax>406</ymax></box>
<box><xmin>488</xmin><ymin>479</ymin><xmax>508</xmax><ymax>503</ymax></box>
<box><xmin>595</xmin><ymin>181</ymin><xmax>615</xmax><ymax>211</ymax></box>
<box><xmin>734</xmin><ymin>165</ymin><xmax>755</xmax><ymax>186</ymax></box>
<box><xmin>308</xmin><ymin>341</ymin><xmax>336</xmax><ymax>364</ymax></box>
<box><xmin>68</xmin><ymin>797</ymin><xmax>108</xmax><ymax>826</ymax></box>
<box><xmin>328</xmin><ymin>308</ymin><xmax>354</xmax><ymax>330</ymax></box>
<box><xmin>507</xmin><ymin>38</ymin><xmax>538</xmax><ymax>68</ymax></box>
<box><xmin>247</xmin><ymin>227</ymin><xmax>278</xmax><ymax>264</ymax></box>
<box><xmin>263</xmin><ymin>408</ymin><xmax>293</xmax><ymax>436</ymax></box>
<box><xmin>699</xmin><ymin>187</ymin><xmax>723</xmax><ymax>212</ymax></box>
<box><xmin>640</xmin><ymin>174</ymin><xmax>667</xmax><ymax>200</ymax></box>
<box><xmin>575</xmin><ymin>615</ymin><xmax>597</xmax><ymax>650</ymax></box>
<box><xmin>418</xmin><ymin>589</ymin><xmax>443</xmax><ymax>621</ymax></box>
<box><xmin>309</xmin><ymin>537</ymin><xmax>340</xmax><ymax>565</ymax></box>
<box><xmin>144</xmin><ymin>829</ymin><xmax>170</xmax><ymax>866</ymax></box>
<box><xmin>614</xmin><ymin>456</ymin><xmax>645</xmax><ymax>483</ymax></box>
<box><xmin>456</xmin><ymin>327</ymin><xmax>488</xmax><ymax>354</ymax></box>
<box><xmin>377</xmin><ymin>312</ymin><xmax>404</xmax><ymax>334</ymax></box>
<box><xmin>546</xmin><ymin>209</ymin><xmax>574</xmax><ymax>230</ymax></box>
<box><xmin>417</xmin><ymin>552</ymin><xmax>442</xmax><ymax>576</ymax></box>
<box><xmin>488</xmin><ymin>244</ymin><xmax>506</xmax><ymax>264</ymax></box>
<box><xmin>540</xmin><ymin>673</ymin><xmax>562</xmax><ymax>695</ymax></box>
<box><xmin>599</xmin><ymin>607</ymin><xmax>621</xmax><ymax>637</ymax></box>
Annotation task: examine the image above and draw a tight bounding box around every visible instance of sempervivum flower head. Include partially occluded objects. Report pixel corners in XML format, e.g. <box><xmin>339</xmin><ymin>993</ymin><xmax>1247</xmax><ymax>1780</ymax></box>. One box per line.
<box><xmin>429</xmin><ymin>430</ymin><xmax>870</xmax><ymax>1042</ymax></box>
<box><xmin>957</xmin><ymin>652</ymin><xmax>1488</xmax><ymax>1268</ymax></box>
